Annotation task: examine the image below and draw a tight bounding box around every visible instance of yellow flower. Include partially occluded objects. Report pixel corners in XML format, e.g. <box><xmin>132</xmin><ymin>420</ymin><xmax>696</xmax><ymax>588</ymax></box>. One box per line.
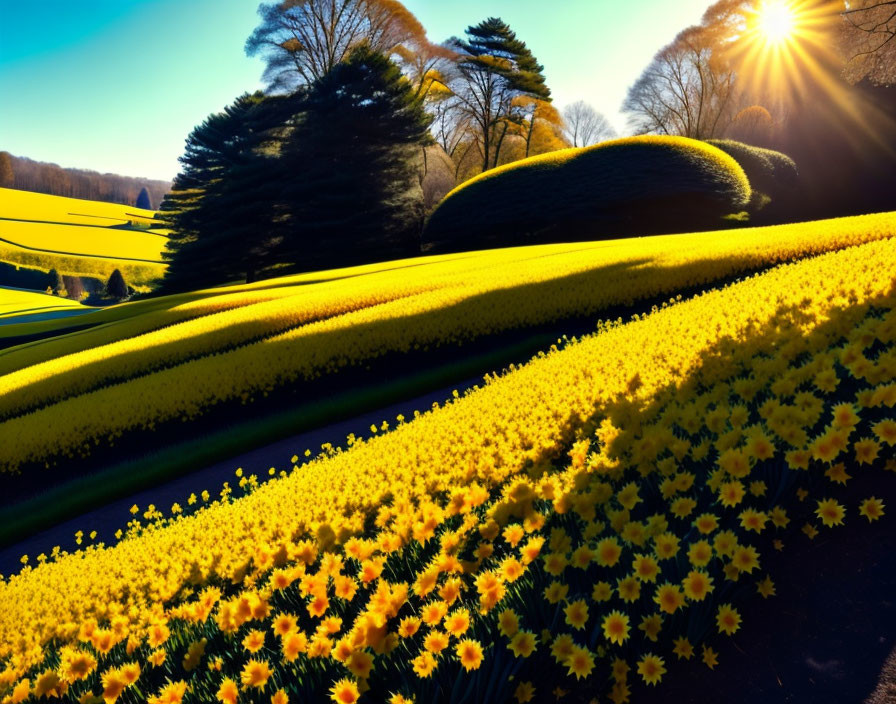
<box><xmin>271</xmin><ymin>689</ymin><xmax>290</xmax><ymax>704</ymax></box>
<box><xmin>595</xmin><ymin>537</ymin><xmax>623</xmax><ymax>567</ymax></box>
<box><xmin>456</xmin><ymin>639</ymin><xmax>484</xmax><ymax>671</ymax></box>
<box><xmin>601</xmin><ymin>611</ymin><xmax>630</xmax><ymax>646</ymax></box>
<box><xmin>329</xmin><ymin>678</ymin><xmax>360</xmax><ymax>704</ymax></box>
<box><xmin>855</xmin><ymin>437</ymin><xmax>881</xmax><ymax>464</ymax></box>
<box><xmin>617</xmin><ymin>575</ymin><xmax>641</xmax><ymax>602</ymax></box>
<box><xmin>638</xmin><ymin>613</ymin><xmax>662</xmax><ymax>642</ymax></box>
<box><xmin>716</xmin><ymin>604</ymin><xmax>742</xmax><ymax>635</ymax></box>
<box><xmin>564</xmin><ymin>600</ymin><xmax>589</xmax><ymax>630</ymax></box>
<box><xmin>637</xmin><ymin>654</ymin><xmax>666</xmax><ymax>686</ymax></box>
<box><xmin>565</xmin><ymin>646</ymin><xmax>595</xmax><ymax>680</ymax></box>
<box><xmin>346</xmin><ymin>650</ymin><xmax>373</xmax><ymax>679</ymax></box>
<box><xmin>653</xmin><ymin>533</ymin><xmax>680</xmax><ymax>560</ymax></box>
<box><xmin>815</xmin><ymin>498</ymin><xmax>846</xmax><ymax>527</ymax></box>
<box><xmin>591</xmin><ymin>581</ymin><xmax>613</xmax><ymax>602</ymax></box>
<box><xmin>757</xmin><ymin>575</ymin><xmax>776</xmax><ymax>598</ymax></box>
<box><xmin>693</xmin><ymin>513</ymin><xmax>719</xmax><ymax>534</ymax></box>
<box><xmin>672</xmin><ymin>637</ymin><xmax>694</xmax><ymax>660</ymax></box>
<box><xmin>859</xmin><ymin>497</ymin><xmax>885</xmax><ymax>522</ymax></box>
<box><xmin>411</xmin><ymin>652</ymin><xmax>437</xmax><ymax>678</ymax></box>
<box><xmin>216</xmin><ymin>678</ymin><xmax>238</xmax><ymax>704</ymax></box>
<box><xmin>702</xmin><ymin>644</ymin><xmax>719</xmax><ymax>669</ymax></box>
<box><xmin>632</xmin><ymin>554</ymin><xmax>660</xmax><ymax>583</ymax></box>
<box><xmin>682</xmin><ymin>570</ymin><xmax>714</xmax><ymax>601</ymax></box>
<box><xmin>442</xmin><ymin>608</ymin><xmax>469</xmax><ymax>637</ymax></box>
<box><xmin>738</xmin><ymin>508</ymin><xmax>768</xmax><ymax>533</ymax></box>
<box><xmin>718</xmin><ymin>481</ymin><xmax>745</xmax><ymax>508</ymax></box>
<box><xmin>732</xmin><ymin>544</ymin><xmax>760</xmax><ymax>573</ymax></box>
<box><xmin>242</xmin><ymin>629</ymin><xmax>266</xmax><ymax>653</ymax></box>
<box><xmin>508</xmin><ymin>630</ymin><xmax>537</xmax><ymax>658</ymax></box>
<box><xmin>498</xmin><ymin>609</ymin><xmax>519</xmax><ymax>637</ymax></box>
<box><xmin>514</xmin><ymin>681</ymin><xmax>535</xmax><ymax>703</ymax></box>
<box><xmin>240</xmin><ymin>659</ymin><xmax>272</xmax><ymax>689</ymax></box>
<box><xmin>423</xmin><ymin>631</ymin><xmax>449</xmax><ymax>655</ymax></box>
<box><xmin>653</xmin><ymin>583</ymin><xmax>685</xmax><ymax>614</ymax></box>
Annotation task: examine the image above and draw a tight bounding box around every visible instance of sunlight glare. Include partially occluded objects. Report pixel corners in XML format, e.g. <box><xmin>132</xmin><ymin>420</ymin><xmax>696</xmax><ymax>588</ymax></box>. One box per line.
<box><xmin>759</xmin><ymin>2</ymin><xmax>796</xmax><ymax>44</ymax></box>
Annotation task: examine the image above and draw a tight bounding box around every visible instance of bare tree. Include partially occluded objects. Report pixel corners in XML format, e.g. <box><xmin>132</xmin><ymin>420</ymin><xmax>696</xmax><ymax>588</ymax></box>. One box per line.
<box><xmin>623</xmin><ymin>26</ymin><xmax>737</xmax><ymax>139</ymax></box>
<box><xmin>561</xmin><ymin>101</ymin><xmax>616</xmax><ymax>147</ymax></box>
<box><xmin>841</xmin><ymin>0</ymin><xmax>896</xmax><ymax>84</ymax></box>
<box><xmin>246</xmin><ymin>0</ymin><xmax>427</xmax><ymax>91</ymax></box>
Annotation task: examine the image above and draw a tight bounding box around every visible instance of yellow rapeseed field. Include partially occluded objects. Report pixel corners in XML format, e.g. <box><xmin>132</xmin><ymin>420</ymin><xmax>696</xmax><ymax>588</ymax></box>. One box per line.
<box><xmin>0</xmin><ymin>235</ymin><xmax>894</xmax><ymax>702</ymax></box>
<box><xmin>0</xmin><ymin>211</ymin><xmax>894</xmax><ymax>472</ymax></box>
<box><xmin>0</xmin><ymin>188</ymin><xmax>168</xmax><ymax>285</ymax></box>
<box><xmin>0</xmin><ymin>288</ymin><xmax>85</xmax><ymax>318</ymax></box>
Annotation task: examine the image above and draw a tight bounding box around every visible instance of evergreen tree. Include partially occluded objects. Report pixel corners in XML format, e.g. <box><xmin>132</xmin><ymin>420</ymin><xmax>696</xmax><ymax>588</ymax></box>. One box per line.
<box><xmin>136</xmin><ymin>187</ymin><xmax>153</xmax><ymax>209</ymax></box>
<box><xmin>278</xmin><ymin>44</ymin><xmax>433</xmax><ymax>271</ymax></box>
<box><xmin>158</xmin><ymin>92</ymin><xmax>299</xmax><ymax>291</ymax></box>
<box><xmin>451</xmin><ymin>18</ymin><xmax>552</xmax><ymax>172</ymax></box>
<box><xmin>106</xmin><ymin>269</ymin><xmax>129</xmax><ymax>300</ymax></box>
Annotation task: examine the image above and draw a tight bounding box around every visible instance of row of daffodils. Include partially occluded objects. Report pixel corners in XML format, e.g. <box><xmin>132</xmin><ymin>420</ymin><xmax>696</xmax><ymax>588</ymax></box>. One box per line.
<box><xmin>1</xmin><ymin>212</ymin><xmax>895</xmax><ymax>473</ymax></box>
<box><xmin>1</xmin><ymin>234</ymin><xmax>894</xmax><ymax>702</ymax></box>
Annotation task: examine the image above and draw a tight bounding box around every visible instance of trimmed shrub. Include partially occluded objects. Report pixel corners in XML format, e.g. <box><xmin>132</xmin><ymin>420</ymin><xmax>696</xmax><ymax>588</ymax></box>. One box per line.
<box><xmin>707</xmin><ymin>139</ymin><xmax>798</xmax><ymax>219</ymax></box>
<box><xmin>423</xmin><ymin>136</ymin><xmax>751</xmax><ymax>252</ymax></box>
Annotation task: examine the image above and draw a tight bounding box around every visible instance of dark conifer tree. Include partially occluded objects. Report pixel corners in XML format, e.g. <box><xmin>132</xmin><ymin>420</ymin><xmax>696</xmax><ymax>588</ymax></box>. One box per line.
<box><xmin>136</xmin><ymin>187</ymin><xmax>153</xmax><ymax>209</ymax></box>
<box><xmin>158</xmin><ymin>92</ymin><xmax>299</xmax><ymax>291</ymax></box>
<box><xmin>106</xmin><ymin>269</ymin><xmax>129</xmax><ymax>300</ymax></box>
<box><xmin>277</xmin><ymin>44</ymin><xmax>433</xmax><ymax>271</ymax></box>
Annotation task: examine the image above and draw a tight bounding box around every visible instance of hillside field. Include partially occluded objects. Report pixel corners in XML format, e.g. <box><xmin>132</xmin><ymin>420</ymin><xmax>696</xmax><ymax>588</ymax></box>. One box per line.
<box><xmin>0</xmin><ymin>217</ymin><xmax>894</xmax><ymax>704</ymax></box>
<box><xmin>0</xmin><ymin>188</ymin><xmax>168</xmax><ymax>287</ymax></box>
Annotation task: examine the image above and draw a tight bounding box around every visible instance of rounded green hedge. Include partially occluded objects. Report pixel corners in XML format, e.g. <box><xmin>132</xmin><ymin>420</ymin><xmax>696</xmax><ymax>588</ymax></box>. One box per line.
<box><xmin>424</xmin><ymin>136</ymin><xmax>752</xmax><ymax>252</ymax></box>
<box><xmin>706</xmin><ymin>139</ymin><xmax>798</xmax><ymax>205</ymax></box>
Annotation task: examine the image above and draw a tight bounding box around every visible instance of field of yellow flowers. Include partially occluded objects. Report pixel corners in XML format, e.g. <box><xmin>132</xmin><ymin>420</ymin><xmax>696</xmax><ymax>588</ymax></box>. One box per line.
<box><xmin>0</xmin><ymin>188</ymin><xmax>167</xmax><ymax>287</ymax></box>
<box><xmin>1</xmin><ymin>211</ymin><xmax>895</xmax><ymax>476</ymax></box>
<box><xmin>1</xmin><ymin>230</ymin><xmax>894</xmax><ymax>703</ymax></box>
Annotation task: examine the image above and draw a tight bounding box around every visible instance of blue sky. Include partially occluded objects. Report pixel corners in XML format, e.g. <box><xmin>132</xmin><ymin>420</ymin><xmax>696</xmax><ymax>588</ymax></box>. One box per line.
<box><xmin>0</xmin><ymin>0</ymin><xmax>711</xmax><ymax>181</ymax></box>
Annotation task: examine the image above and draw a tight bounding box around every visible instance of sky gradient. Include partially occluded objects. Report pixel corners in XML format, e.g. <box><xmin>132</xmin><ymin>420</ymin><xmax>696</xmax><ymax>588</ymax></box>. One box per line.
<box><xmin>0</xmin><ymin>0</ymin><xmax>712</xmax><ymax>182</ymax></box>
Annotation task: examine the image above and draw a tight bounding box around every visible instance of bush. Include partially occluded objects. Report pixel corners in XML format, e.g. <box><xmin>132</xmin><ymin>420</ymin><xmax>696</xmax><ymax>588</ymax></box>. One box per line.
<box><xmin>105</xmin><ymin>269</ymin><xmax>129</xmax><ymax>300</ymax></box>
<box><xmin>706</xmin><ymin>139</ymin><xmax>798</xmax><ymax>222</ymax></box>
<box><xmin>423</xmin><ymin>136</ymin><xmax>751</xmax><ymax>252</ymax></box>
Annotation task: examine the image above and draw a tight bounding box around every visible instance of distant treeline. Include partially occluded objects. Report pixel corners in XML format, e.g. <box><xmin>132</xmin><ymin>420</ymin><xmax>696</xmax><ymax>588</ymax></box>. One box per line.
<box><xmin>0</xmin><ymin>152</ymin><xmax>170</xmax><ymax>209</ymax></box>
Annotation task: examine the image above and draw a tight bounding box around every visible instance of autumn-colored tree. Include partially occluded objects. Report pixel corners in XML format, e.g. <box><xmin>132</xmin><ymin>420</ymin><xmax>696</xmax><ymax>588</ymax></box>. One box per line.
<box><xmin>510</xmin><ymin>97</ymin><xmax>566</xmax><ymax>157</ymax></box>
<box><xmin>0</xmin><ymin>151</ymin><xmax>13</xmax><ymax>188</ymax></box>
<box><xmin>623</xmin><ymin>25</ymin><xmax>737</xmax><ymax>138</ymax></box>
<box><xmin>561</xmin><ymin>101</ymin><xmax>616</xmax><ymax>147</ymax></box>
<box><xmin>726</xmin><ymin>105</ymin><xmax>778</xmax><ymax>147</ymax></box>
<box><xmin>840</xmin><ymin>0</ymin><xmax>896</xmax><ymax>85</ymax></box>
<box><xmin>246</xmin><ymin>0</ymin><xmax>427</xmax><ymax>91</ymax></box>
<box><xmin>450</xmin><ymin>18</ymin><xmax>552</xmax><ymax>173</ymax></box>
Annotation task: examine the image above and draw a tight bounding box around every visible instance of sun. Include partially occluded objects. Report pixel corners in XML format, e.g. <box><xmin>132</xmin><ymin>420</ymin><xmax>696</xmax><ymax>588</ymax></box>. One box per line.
<box><xmin>758</xmin><ymin>1</ymin><xmax>796</xmax><ymax>44</ymax></box>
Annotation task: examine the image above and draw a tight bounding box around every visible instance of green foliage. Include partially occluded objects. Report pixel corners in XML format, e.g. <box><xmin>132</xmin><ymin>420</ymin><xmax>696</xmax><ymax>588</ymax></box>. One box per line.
<box><xmin>424</xmin><ymin>136</ymin><xmax>752</xmax><ymax>252</ymax></box>
<box><xmin>276</xmin><ymin>44</ymin><xmax>433</xmax><ymax>270</ymax></box>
